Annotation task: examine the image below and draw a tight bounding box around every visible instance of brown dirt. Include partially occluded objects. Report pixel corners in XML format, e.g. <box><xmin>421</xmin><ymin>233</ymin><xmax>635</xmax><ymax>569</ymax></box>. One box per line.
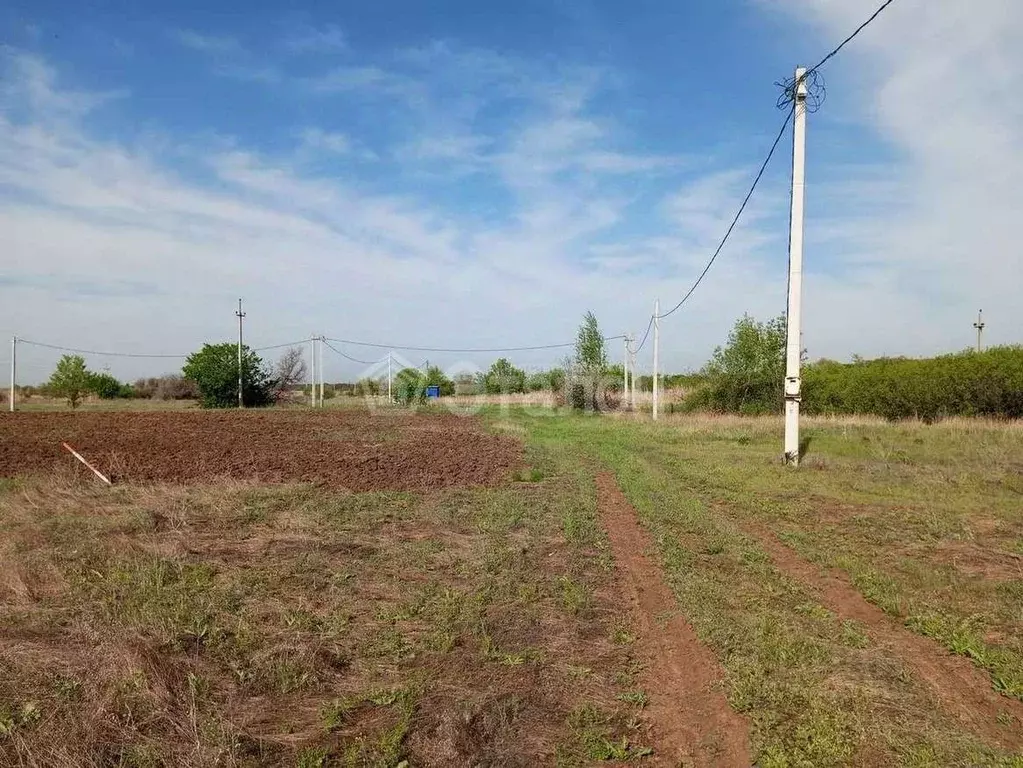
<box><xmin>934</xmin><ymin>540</ymin><xmax>1023</xmax><ymax>580</ymax></box>
<box><xmin>595</xmin><ymin>473</ymin><xmax>752</xmax><ymax>767</ymax></box>
<box><xmin>0</xmin><ymin>410</ymin><xmax>521</xmax><ymax>491</ymax></box>
<box><xmin>745</xmin><ymin>523</ymin><xmax>1023</xmax><ymax>750</ymax></box>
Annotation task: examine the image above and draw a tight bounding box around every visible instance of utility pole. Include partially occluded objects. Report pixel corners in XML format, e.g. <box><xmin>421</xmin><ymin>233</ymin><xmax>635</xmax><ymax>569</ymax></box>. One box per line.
<box><xmin>622</xmin><ymin>335</ymin><xmax>630</xmax><ymax>409</ymax></box>
<box><xmin>973</xmin><ymin>310</ymin><xmax>985</xmax><ymax>353</ymax></box>
<box><xmin>652</xmin><ymin>299</ymin><xmax>660</xmax><ymax>421</ymax></box>
<box><xmin>387</xmin><ymin>352</ymin><xmax>392</xmax><ymax>402</ymax></box>
<box><xmin>629</xmin><ymin>334</ymin><xmax>637</xmax><ymax>411</ymax></box>
<box><xmin>318</xmin><ymin>336</ymin><xmax>325</xmax><ymax>407</ymax></box>
<box><xmin>235</xmin><ymin>299</ymin><xmax>245</xmax><ymax>409</ymax></box>
<box><xmin>783</xmin><ymin>66</ymin><xmax>808</xmax><ymax>466</ymax></box>
<box><xmin>8</xmin><ymin>336</ymin><xmax>15</xmax><ymax>413</ymax></box>
<box><xmin>309</xmin><ymin>336</ymin><xmax>317</xmax><ymax>407</ymax></box>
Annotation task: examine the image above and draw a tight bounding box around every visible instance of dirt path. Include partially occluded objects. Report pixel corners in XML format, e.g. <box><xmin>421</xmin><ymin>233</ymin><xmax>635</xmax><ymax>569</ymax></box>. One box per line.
<box><xmin>745</xmin><ymin>523</ymin><xmax>1023</xmax><ymax>750</ymax></box>
<box><xmin>595</xmin><ymin>473</ymin><xmax>752</xmax><ymax>767</ymax></box>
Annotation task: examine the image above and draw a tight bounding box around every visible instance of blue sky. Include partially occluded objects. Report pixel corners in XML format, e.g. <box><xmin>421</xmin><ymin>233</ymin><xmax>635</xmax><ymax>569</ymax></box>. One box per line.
<box><xmin>1</xmin><ymin>0</ymin><xmax>1021</xmax><ymax>382</ymax></box>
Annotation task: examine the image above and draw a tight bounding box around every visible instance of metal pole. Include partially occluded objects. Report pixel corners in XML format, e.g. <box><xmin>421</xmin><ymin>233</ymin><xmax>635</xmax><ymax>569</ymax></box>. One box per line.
<box><xmin>309</xmin><ymin>336</ymin><xmax>315</xmax><ymax>407</ymax></box>
<box><xmin>9</xmin><ymin>336</ymin><xmax>15</xmax><ymax>412</ymax></box>
<box><xmin>652</xmin><ymin>300</ymin><xmax>660</xmax><ymax>421</ymax></box>
<box><xmin>235</xmin><ymin>299</ymin><xmax>245</xmax><ymax>409</ymax></box>
<box><xmin>318</xmin><ymin>336</ymin><xmax>325</xmax><ymax>407</ymax></box>
<box><xmin>784</xmin><ymin>66</ymin><xmax>808</xmax><ymax>466</ymax></box>
<box><xmin>973</xmin><ymin>310</ymin><xmax>985</xmax><ymax>353</ymax></box>
<box><xmin>387</xmin><ymin>352</ymin><xmax>392</xmax><ymax>402</ymax></box>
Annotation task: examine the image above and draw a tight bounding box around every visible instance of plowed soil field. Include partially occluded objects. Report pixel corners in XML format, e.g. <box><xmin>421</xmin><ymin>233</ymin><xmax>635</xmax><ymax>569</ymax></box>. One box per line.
<box><xmin>0</xmin><ymin>410</ymin><xmax>521</xmax><ymax>491</ymax></box>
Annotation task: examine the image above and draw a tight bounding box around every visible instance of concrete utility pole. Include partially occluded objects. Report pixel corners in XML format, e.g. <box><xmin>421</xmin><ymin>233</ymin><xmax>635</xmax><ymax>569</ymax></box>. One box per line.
<box><xmin>387</xmin><ymin>352</ymin><xmax>392</xmax><ymax>402</ymax></box>
<box><xmin>8</xmin><ymin>336</ymin><xmax>15</xmax><ymax>412</ymax></box>
<box><xmin>783</xmin><ymin>66</ymin><xmax>808</xmax><ymax>466</ymax></box>
<box><xmin>653</xmin><ymin>299</ymin><xmax>660</xmax><ymax>421</ymax></box>
<box><xmin>235</xmin><ymin>299</ymin><xmax>246</xmax><ymax>409</ymax></box>
<box><xmin>309</xmin><ymin>336</ymin><xmax>317</xmax><ymax>407</ymax></box>
<box><xmin>973</xmin><ymin>310</ymin><xmax>985</xmax><ymax>353</ymax></box>
<box><xmin>318</xmin><ymin>336</ymin><xmax>325</xmax><ymax>406</ymax></box>
<box><xmin>628</xmin><ymin>334</ymin><xmax>637</xmax><ymax>411</ymax></box>
<box><xmin>622</xmin><ymin>335</ymin><xmax>630</xmax><ymax>408</ymax></box>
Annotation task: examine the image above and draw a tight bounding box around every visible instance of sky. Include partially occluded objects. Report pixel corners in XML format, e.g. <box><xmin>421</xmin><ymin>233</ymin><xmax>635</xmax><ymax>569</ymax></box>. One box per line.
<box><xmin>1</xmin><ymin>0</ymin><xmax>1021</xmax><ymax>383</ymax></box>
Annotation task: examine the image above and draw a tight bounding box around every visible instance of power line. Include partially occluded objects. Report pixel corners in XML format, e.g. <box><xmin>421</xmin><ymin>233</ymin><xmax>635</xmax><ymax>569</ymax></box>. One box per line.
<box><xmin>321</xmin><ymin>339</ymin><xmax>386</xmax><ymax>367</ymax></box>
<box><xmin>16</xmin><ymin>337</ymin><xmax>311</xmax><ymax>359</ymax></box>
<box><xmin>323</xmin><ymin>335</ymin><xmax>624</xmax><ymax>354</ymax></box>
<box><xmin>806</xmin><ymin>0</ymin><xmax>897</xmax><ymax>76</ymax></box>
<box><xmin>656</xmin><ymin>106</ymin><xmax>794</xmax><ymax>321</ymax></box>
<box><xmin>647</xmin><ymin>0</ymin><xmax>898</xmax><ymax>328</ymax></box>
<box><xmin>633</xmin><ymin>315</ymin><xmax>655</xmax><ymax>355</ymax></box>
<box><xmin>17</xmin><ymin>339</ymin><xmax>187</xmax><ymax>359</ymax></box>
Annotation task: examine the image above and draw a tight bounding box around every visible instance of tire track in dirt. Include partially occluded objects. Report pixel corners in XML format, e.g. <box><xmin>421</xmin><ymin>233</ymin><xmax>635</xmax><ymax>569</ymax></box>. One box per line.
<box><xmin>595</xmin><ymin>473</ymin><xmax>751</xmax><ymax>767</ymax></box>
<box><xmin>744</xmin><ymin>523</ymin><xmax>1023</xmax><ymax>751</ymax></box>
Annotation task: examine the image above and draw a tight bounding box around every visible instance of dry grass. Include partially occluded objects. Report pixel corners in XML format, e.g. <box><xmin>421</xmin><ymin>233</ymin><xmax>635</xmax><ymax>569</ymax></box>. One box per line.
<box><xmin>0</xmin><ymin>446</ymin><xmax>653</xmax><ymax>765</ymax></box>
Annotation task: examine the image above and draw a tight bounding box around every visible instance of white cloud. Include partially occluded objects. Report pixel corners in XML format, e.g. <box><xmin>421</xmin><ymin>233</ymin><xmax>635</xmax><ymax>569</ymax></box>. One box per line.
<box><xmin>297</xmin><ymin>127</ymin><xmax>352</xmax><ymax>155</ymax></box>
<box><xmin>283</xmin><ymin>23</ymin><xmax>347</xmax><ymax>54</ymax></box>
<box><xmin>0</xmin><ymin>45</ymin><xmax>789</xmax><ymax>384</ymax></box>
<box><xmin>172</xmin><ymin>29</ymin><xmax>242</xmax><ymax>55</ymax></box>
<box><xmin>762</xmin><ymin>0</ymin><xmax>1023</xmax><ymax>355</ymax></box>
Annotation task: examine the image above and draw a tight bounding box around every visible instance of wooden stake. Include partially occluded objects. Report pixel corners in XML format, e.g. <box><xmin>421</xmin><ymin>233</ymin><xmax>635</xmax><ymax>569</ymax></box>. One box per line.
<box><xmin>61</xmin><ymin>442</ymin><xmax>112</xmax><ymax>485</ymax></box>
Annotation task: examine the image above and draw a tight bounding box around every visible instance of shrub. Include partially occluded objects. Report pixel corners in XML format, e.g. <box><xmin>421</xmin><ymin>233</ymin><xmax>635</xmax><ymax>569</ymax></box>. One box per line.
<box><xmin>182</xmin><ymin>343</ymin><xmax>273</xmax><ymax>409</ymax></box>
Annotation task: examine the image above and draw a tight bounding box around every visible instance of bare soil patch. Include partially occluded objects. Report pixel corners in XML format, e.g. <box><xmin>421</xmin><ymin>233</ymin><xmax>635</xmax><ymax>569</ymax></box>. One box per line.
<box><xmin>0</xmin><ymin>410</ymin><xmax>521</xmax><ymax>491</ymax></box>
<box><xmin>595</xmin><ymin>472</ymin><xmax>752</xmax><ymax>767</ymax></box>
<box><xmin>745</xmin><ymin>523</ymin><xmax>1023</xmax><ymax>750</ymax></box>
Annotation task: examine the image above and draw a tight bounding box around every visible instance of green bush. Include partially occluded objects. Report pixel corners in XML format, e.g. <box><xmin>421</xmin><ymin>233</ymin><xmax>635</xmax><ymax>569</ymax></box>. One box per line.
<box><xmin>182</xmin><ymin>343</ymin><xmax>274</xmax><ymax>409</ymax></box>
<box><xmin>802</xmin><ymin>347</ymin><xmax>1023</xmax><ymax>421</ymax></box>
<box><xmin>48</xmin><ymin>355</ymin><xmax>91</xmax><ymax>409</ymax></box>
<box><xmin>87</xmin><ymin>372</ymin><xmax>133</xmax><ymax>399</ymax></box>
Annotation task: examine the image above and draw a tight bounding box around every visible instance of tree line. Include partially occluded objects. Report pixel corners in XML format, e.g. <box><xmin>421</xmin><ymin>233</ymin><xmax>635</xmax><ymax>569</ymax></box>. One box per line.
<box><xmin>683</xmin><ymin>314</ymin><xmax>1023</xmax><ymax>420</ymax></box>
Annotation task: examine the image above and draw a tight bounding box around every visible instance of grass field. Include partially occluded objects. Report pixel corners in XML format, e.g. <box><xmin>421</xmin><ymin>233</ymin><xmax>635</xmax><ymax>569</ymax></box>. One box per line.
<box><xmin>1</xmin><ymin>406</ymin><xmax>1021</xmax><ymax>766</ymax></box>
<box><xmin>515</xmin><ymin>412</ymin><xmax>1023</xmax><ymax>766</ymax></box>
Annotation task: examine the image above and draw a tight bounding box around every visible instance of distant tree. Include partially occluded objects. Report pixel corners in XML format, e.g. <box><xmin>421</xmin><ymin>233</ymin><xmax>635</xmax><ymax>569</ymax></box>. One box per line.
<box><xmin>48</xmin><ymin>355</ymin><xmax>91</xmax><ymax>409</ymax></box>
<box><xmin>272</xmin><ymin>347</ymin><xmax>308</xmax><ymax>401</ymax></box>
<box><xmin>424</xmin><ymin>366</ymin><xmax>455</xmax><ymax>396</ymax></box>
<box><xmin>182</xmin><ymin>343</ymin><xmax>273</xmax><ymax>409</ymax></box>
<box><xmin>482</xmin><ymin>358</ymin><xmax>527</xmax><ymax>394</ymax></box>
<box><xmin>572</xmin><ymin>312</ymin><xmax>608</xmax><ymax>410</ymax></box>
<box><xmin>87</xmin><ymin>371</ymin><xmax>132</xmax><ymax>399</ymax></box>
<box><xmin>691</xmin><ymin>314</ymin><xmax>788</xmax><ymax>414</ymax></box>
<box><xmin>575</xmin><ymin>311</ymin><xmax>607</xmax><ymax>373</ymax></box>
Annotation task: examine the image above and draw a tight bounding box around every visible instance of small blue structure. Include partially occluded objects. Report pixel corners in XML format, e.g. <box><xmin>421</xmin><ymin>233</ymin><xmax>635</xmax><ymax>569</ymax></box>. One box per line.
<box><xmin>425</xmin><ymin>385</ymin><xmax>441</xmax><ymax>399</ymax></box>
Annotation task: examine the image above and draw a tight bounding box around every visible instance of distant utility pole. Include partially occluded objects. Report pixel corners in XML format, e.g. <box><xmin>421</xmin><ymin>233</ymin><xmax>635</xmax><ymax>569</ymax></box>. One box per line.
<box><xmin>387</xmin><ymin>352</ymin><xmax>393</xmax><ymax>402</ymax></box>
<box><xmin>8</xmin><ymin>336</ymin><xmax>16</xmax><ymax>413</ymax></box>
<box><xmin>783</xmin><ymin>66</ymin><xmax>809</xmax><ymax>466</ymax></box>
<box><xmin>652</xmin><ymin>299</ymin><xmax>660</xmax><ymax>421</ymax></box>
<box><xmin>973</xmin><ymin>310</ymin><xmax>985</xmax><ymax>353</ymax></box>
<box><xmin>622</xmin><ymin>335</ymin><xmax>630</xmax><ymax>408</ymax></box>
<box><xmin>318</xmin><ymin>336</ymin><xmax>325</xmax><ymax>406</ymax></box>
<box><xmin>310</xmin><ymin>336</ymin><xmax>317</xmax><ymax>407</ymax></box>
<box><xmin>628</xmin><ymin>334</ymin><xmax>637</xmax><ymax>411</ymax></box>
<box><xmin>235</xmin><ymin>299</ymin><xmax>246</xmax><ymax>409</ymax></box>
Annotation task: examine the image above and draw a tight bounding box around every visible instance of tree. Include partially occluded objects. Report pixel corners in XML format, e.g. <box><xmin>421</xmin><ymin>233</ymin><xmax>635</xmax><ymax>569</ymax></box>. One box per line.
<box><xmin>392</xmin><ymin>366</ymin><xmax>455</xmax><ymax>405</ymax></box>
<box><xmin>575</xmin><ymin>311</ymin><xmax>607</xmax><ymax>373</ymax></box>
<box><xmin>482</xmin><ymin>358</ymin><xmax>526</xmax><ymax>394</ymax></box>
<box><xmin>272</xmin><ymin>347</ymin><xmax>307</xmax><ymax>401</ymax></box>
<box><xmin>182</xmin><ymin>343</ymin><xmax>274</xmax><ymax>409</ymax></box>
<box><xmin>49</xmin><ymin>355</ymin><xmax>91</xmax><ymax>409</ymax></box>
<box><xmin>694</xmin><ymin>314</ymin><xmax>788</xmax><ymax>414</ymax></box>
<box><xmin>572</xmin><ymin>312</ymin><xmax>608</xmax><ymax>410</ymax></box>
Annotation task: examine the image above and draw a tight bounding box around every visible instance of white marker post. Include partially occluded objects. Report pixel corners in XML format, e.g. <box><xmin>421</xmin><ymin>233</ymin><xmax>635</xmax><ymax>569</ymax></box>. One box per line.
<box><xmin>783</xmin><ymin>66</ymin><xmax>808</xmax><ymax>465</ymax></box>
<box><xmin>652</xmin><ymin>299</ymin><xmax>660</xmax><ymax>421</ymax></box>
